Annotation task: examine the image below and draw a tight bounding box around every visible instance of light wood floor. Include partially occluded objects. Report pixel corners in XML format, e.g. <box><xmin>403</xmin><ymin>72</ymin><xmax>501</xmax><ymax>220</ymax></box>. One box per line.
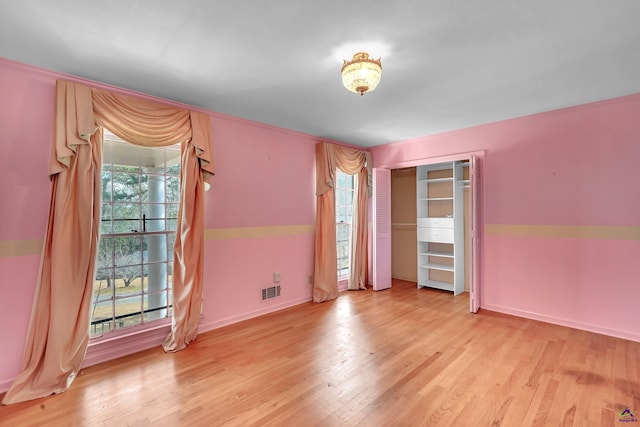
<box><xmin>1</xmin><ymin>279</ymin><xmax>639</xmax><ymax>426</ymax></box>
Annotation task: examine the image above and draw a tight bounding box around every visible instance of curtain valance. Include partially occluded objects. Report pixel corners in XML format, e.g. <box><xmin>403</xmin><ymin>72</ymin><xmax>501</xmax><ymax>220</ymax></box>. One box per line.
<box><xmin>51</xmin><ymin>80</ymin><xmax>214</xmax><ymax>179</ymax></box>
<box><xmin>315</xmin><ymin>142</ymin><xmax>371</xmax><ymax>196</ymax></box>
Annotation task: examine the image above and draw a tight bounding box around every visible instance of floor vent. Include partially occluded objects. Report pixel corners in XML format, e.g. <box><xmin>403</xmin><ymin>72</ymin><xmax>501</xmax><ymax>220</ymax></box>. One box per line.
<box><xmin>261</xmin><ymin>285</ymin><xmax>281</xmax><ymax>301</ymax></box>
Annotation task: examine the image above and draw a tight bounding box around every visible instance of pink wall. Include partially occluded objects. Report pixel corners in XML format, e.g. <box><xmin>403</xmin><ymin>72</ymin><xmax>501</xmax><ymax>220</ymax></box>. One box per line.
<box><xmin>202</xmin><ymin>114</ymin><xmax>317</xmax><ymax>328</ymax></box>
<box><xmin>0</xmin><ymin>59</ymin><xmax>318</xmax><ymax>392</ymax></box>
<box><xmin>371</xmin><ymin>94</ymin><xmax>640</xmax><ymax>342</ymax></box>
<box><xmin>0</xmin><ymin>64</ymin><xmax>54</xmax><ymax>391</ymax></box>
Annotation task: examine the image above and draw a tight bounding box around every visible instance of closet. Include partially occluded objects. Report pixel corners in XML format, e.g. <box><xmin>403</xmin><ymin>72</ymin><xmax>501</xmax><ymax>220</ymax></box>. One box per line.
<box><xmin>416</xmin><ymin>161</ymin><xmax>468</xmax><ymax>295</ymax></box>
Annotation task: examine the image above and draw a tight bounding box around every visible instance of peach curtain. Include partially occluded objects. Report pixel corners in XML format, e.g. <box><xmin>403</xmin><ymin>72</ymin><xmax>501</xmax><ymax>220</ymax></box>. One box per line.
<box><xmin>312</xmin><ymin>142</ymin><xmax>371</xmax><ymax>302</ymax></box>
<box><xmin>348</xmin><ymin>167</ymin><xmax>369</xmax><ymax>290</ymax></box>
<box><xmin>2</xmin><ymin>80</ymin><xmax>213</xmax><ymax>404</ymax></box>
<box><xmin>161</xmin><ymin>139</ymin><xmax>206</xmax><ymax>351</ymax></box>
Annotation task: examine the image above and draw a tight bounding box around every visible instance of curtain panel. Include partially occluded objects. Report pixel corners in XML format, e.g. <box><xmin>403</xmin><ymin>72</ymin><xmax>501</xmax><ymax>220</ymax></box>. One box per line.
<box><xmin>312</xmin><ymin>142</ymin><xmax>371</xmax><ymax>302</ymax></box>
<box><xmin>2</xmin><ymin>80</ymin><xmax>214</xmax><ymax>405</ymax></box>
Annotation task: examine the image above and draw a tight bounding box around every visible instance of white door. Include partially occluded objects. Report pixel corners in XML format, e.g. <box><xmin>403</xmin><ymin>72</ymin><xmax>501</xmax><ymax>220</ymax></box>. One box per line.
<box><xmin>372</xmin><ymin>168</ymin><xmax>392</xmax><ymax>291</ymax></box>
<box><xmin>469</xmin><ymin>155</ymin><xmax>481</xmax><ymax>313</ymax></box>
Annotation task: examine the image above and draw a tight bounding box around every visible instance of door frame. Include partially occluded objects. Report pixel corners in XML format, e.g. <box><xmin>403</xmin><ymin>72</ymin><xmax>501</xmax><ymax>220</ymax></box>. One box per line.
<box><xmin>375</xmin><ymin>150</ymin><xmax>484</xmax><ymax>313</ymax></box>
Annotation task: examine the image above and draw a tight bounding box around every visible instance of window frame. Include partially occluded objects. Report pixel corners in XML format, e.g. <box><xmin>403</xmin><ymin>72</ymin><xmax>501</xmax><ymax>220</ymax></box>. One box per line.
<box><xmin>90</xmin><ymin>131</ymin><xmax>180</xmax><ymax>339</ymax></box>
<box><xmin>335</xmin><ymin>169</ymin><xmax>355</xmax><ymax>280</ymax></box>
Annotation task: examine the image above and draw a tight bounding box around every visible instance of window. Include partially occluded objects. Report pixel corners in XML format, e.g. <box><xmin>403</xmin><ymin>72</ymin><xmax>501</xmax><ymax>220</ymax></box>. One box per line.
<box><xmin>335</xmin><ymin>169</ymin><xmax>355</xmax><ymax>279</ymax></box>
<box><xmin>91</xmin><ymin>131</ymin><xmax>180</xmax><ymax>337</ymax></box>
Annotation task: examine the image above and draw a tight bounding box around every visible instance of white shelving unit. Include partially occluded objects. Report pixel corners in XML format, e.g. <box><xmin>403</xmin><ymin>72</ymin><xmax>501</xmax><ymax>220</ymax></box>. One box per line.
<box><xmin>416</xmin><ymin>161</ymin><xmax>467</xmax><ymax>295</ymax></box>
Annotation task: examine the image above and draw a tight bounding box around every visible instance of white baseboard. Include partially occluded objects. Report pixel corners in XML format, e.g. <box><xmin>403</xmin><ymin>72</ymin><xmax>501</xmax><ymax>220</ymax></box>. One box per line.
<box><xmin>198</xmin><ymin>295</ymin><xmax>312</xmax><ymax>334</ymax></box>
<box><xmin>482</xmin><ymin>303</ymin><xmax>640</xmax><ymax>343</ymax></box>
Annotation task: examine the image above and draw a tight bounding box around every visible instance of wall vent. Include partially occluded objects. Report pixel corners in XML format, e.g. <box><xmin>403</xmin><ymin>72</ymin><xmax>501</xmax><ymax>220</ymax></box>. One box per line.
<box><xmin>261</xmin><ymin>285</ymin><xmax>281</xmax><ymax>301</ymax></box>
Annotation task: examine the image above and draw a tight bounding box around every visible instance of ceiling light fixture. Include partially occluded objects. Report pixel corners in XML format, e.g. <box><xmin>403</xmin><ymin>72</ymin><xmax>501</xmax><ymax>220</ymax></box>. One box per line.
<box><xmin>341</xmin><ymin>52</ymin><xmax>382</xmax><ymax>96</ymax></box>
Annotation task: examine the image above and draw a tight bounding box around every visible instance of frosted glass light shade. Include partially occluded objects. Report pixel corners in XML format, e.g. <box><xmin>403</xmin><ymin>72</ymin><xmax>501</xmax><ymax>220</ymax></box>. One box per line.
<box><xmin>341</xmin><ymin>52</ymin><xmax>382</xmax><ymax>96</ymax></box>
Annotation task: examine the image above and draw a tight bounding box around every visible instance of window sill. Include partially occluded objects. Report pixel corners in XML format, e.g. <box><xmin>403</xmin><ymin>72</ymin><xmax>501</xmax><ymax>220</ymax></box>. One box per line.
<box><xmin>83</xmin><ymin>321</ymin><xmax>172</xmax><ymax>369</ymax></box>
<box><xmin>338</xmin><ymin>277</ymin><xmax>348</xmax><ymax>292</ymax></box>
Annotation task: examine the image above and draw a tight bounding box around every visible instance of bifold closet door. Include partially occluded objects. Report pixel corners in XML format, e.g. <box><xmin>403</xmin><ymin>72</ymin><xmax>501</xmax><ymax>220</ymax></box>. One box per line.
<box><xmin>372</xmin><ymin>168</ymin><xmax>391</xmax><ymax>291</ymax></box>
<box><xmin>469</xmin><ymin>155</ymin><xmax>481</xmax><ymax>313</ymax></box>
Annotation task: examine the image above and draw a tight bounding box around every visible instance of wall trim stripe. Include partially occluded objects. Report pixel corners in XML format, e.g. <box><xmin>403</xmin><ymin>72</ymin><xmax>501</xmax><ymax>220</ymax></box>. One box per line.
<box><xmin>485</xmin><ymin>224</ymin><xmax>640</xmax><ymax>240</ymax></box>
<box><xmin>204</xmin><ymin>224</ymin><xmax>315</xmax><ymax>240</ymax></box>
<box><xmin>3</xmin><ymin>224</ymin><xmax>636</xmax><ymax>257</ymax></box>
<box><xmin>0</xmin><ymin>225</ymin><xmax>315</xmax><ymax>257</ymax></box>
<box><xmin>0</xmin><ymin>239</ymin><xmax>43</xmax><ymax>257</ymax></box>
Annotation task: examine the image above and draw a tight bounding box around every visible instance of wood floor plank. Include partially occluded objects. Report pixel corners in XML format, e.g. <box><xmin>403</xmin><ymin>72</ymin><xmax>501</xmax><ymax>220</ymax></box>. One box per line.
<box><xmin>1</xmin><ymin>279</ymin><xmax>639</xmax><ymax>426</ymax></box>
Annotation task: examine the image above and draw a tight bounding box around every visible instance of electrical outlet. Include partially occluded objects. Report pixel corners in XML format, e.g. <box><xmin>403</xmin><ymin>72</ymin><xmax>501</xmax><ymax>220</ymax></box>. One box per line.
<box><xmin>273</xmin><ymin>272</ymin><xmax>281</xmax><ymax>283</ymax></box>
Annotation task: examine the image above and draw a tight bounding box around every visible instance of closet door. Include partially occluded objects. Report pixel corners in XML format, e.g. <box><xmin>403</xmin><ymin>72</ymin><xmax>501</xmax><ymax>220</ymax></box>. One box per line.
<box><xmin>469</xmin><ymin>155</ymin><xmax>481</xmax><ymax>313</ymax></box>
<box><xmin>372</xmin><ymin>168</ymin><xmax>391</xmax><ymax>291</ymax></box>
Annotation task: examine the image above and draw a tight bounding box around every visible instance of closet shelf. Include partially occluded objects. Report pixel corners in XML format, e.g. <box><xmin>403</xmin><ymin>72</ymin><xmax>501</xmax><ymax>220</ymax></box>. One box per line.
<box><xmin>421</xmin><ymin>263</ymin><xmax>454</xmax><ymax>272</ymax></box>
<box><xmin>419</xmin><ymin>251</ymin><xmax>454</xmax><ymax>258</ymax></box>
<box><xmin>418</xmin><ymin>177</ymin><xmax>454</xmax><ymax>183</ymax></box>
<box><xmin>419</xmin><ymin>280</ymin><xmax>454</xmax><ymax>292</ymax></box>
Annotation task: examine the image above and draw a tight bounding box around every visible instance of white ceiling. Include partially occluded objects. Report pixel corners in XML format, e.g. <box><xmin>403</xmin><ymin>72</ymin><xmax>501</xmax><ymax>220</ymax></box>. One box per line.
<box><xmin>1</xmin><ymin>1</ymin><xmax>639</xmax><ymax>147</ymax></box>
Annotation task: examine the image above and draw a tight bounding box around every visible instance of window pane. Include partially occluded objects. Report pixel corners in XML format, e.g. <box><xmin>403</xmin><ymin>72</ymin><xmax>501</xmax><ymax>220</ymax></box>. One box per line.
<box><xmin>337</xmin><ymin>241</ymin><xmax>347</xmax><ymax>259</ymax></box>
<box><xmin>112</xmin><ymin>203</ymin><xmax>139</xmax><ymax>221</ymax></box>
<box><xmin>91</xmin><ymin>303</ymin><xmax>113</xmax><ymax>328</ymax></box>
<box><xmin>114</xmin><ymin>297</ymin><xmax>143</xmax><ymax>330</ymax></box>
<box><xmin>149</xmin><ymin>265</ymin><xmax>169</xmax><ymax>293</ymax></box>
<box><xmin>141</xmin><ymin>264</ymin><xmax>148</xmax><ymax>293</ymax></box>
<box><xmin>100</xmin><ymin>204</ymin><xmax>112</xmax><ymax>233</ymax></box>
<box><xmin>336</xmin><ymin>188</ymin><xmax>345</xmax><ymax>207</ymax></box>
<box><xmin>143</xmin><ymin>262</ymin><xmax>170</xmax><ymax>292</ymax></box>
<box><xmin>93</xmin><ymin>268</ymin><xmax>114</xmax><ymax>303</ymax></box>
<box><xmin>91</xmin><ymin>318</ymin><xmax>114</xmax><ymax>337</ymax></box>
<box><xmin>114</xmin><ymin>265</ymin><xmax>143</xmax><ymax>297</ymax></box>
<box><xmin>145</xmin><ymin>290</ymin><xmax>169</xmax><ymax>319</ymax></box>
<box><xmin>101</xmin><ymin>171</ymin><xmax>112</xmax><ymax>202</ymax></box>
<box><xmin>113</xmin><ymin>236</ymin><xmax>142</xmax><ymax>263</ymax></box>
<box><xmin>166</xmin><ymin>176</ymin><xmax>180</xmax><ymax>203</ymax></box>
<box><xmin>144</xmin><ymin>234</ymin><xmax>168</xmax><ymax>263</ymax></box>
<box><xmin>142</xmin><ymin>204</ymin><xmax>167</xmax><ymax>232</ymax></box>
<box><xmin>96</xmin><ymin>237</ymin><xmax>114</xmax><ymax>269</ymax></box>
<box><xmin>166</xmin><ymin>203</ymin><xmax>179</xmax><ymax>220</ymax></box>
<box><xmin>144</xmin><ymin>174</ymin><xmax>165</xmax><ymax>204</ymax></box>
<box><xmin>337</xmin><ymin>224</ymin><xmax>348</xmax><ymax>241</ymax></box>
<box><xmin>141</xmin><ymin>149</ymin><xmax>167</xmax><ymax>173</ymax></box>
<box><xmin>167</xmin><ymin>234</ymin><xmax>175</xmax><ymax>257</ymax></box>
<box><xmin>111</xmin><ymin>172</ymin><xmax>140</xmax><ymax>202</ymax></box>
<box><xmin>117</xmin><ymin>219</ymin><xmax>141</xmax><ymax>233</ymax></box>
<box><xmin>167</xmin><ymin>162</ymin><xmax>180</xmax><ymax>177</ymax></box>
<box><xmin>113</xmin><ymin>163</ymin><xmax>140</xmax><ymax>173</ymax></box>
<box><xmin>111</xmin><ymin>203</ymin><xmax>141</xmax><ymax>232</ymax></box>
<box><xmin>146</xmin><ymin>215</ymin><xmax>166</xmax><ymax>233</ymax></box>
